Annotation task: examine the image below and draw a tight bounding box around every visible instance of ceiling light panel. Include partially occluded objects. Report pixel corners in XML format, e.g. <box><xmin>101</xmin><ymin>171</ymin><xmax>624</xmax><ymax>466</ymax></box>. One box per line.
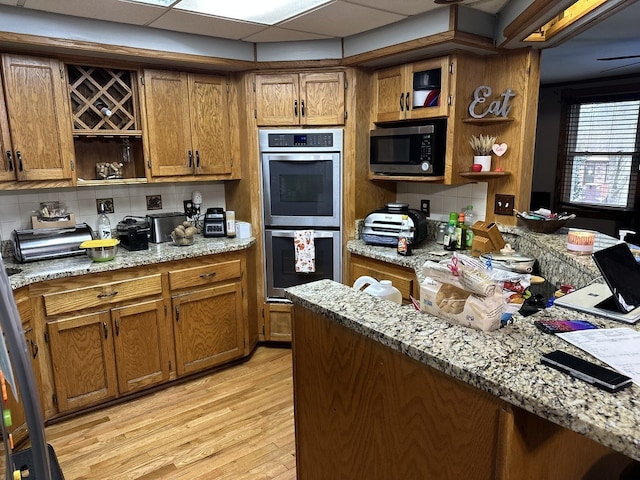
<box><xmin>174</xmin><ymin>0</ymin><xmax>332</xmax><ymax>25</ymax></box>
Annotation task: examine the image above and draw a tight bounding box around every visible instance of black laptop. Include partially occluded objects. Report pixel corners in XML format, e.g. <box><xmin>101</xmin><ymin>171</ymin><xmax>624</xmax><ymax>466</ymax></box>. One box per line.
<box><xmin>554</xmin><ymin>242</ymin><xmax>640</xmax><ymax>323</ymax></box>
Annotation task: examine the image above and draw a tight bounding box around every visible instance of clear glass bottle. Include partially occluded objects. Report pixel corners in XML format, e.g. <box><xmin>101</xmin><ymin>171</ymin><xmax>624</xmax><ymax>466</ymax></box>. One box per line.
<box><xmin>97</xmin><ymin>204</ymin><xmax>111</xmax><ymax>239</ymax></box>
<box><xmin>436</xmin><ymin>222</ymin><xmax>446</xmax><ymax>244</ymax></box>
<box><xmin>397</xmin><ymin>215</ymin><xmax>412</xmax><ymax>256</ymax></box>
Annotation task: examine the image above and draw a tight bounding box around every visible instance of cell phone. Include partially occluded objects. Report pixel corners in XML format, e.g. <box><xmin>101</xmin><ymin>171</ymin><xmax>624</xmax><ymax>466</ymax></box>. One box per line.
<box><xmin>541</xmin><ymin>350</ymin><xmax>633</xmax><ymax>393</ymax></box>
<box><xmin>534</xmin><ymin>319</ymin><xmax>599</xmax><ymax>334</ymax></box>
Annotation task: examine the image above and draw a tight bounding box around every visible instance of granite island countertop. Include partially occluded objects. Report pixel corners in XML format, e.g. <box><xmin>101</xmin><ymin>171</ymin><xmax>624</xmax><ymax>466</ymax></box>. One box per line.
<box><xmin>285</xmin><ymin>279</ymin><xmax>640</xmax><ymax>462</ymax></box>
<box><xmin>3</xmin><ymin>236</ymin><xmax>255</xmax><ymax>289</ymax></box>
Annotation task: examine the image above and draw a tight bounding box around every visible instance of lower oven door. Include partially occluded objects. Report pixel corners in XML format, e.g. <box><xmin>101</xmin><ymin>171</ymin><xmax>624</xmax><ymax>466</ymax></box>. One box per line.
<box><xmin>265</xmin><ymin>229</ymin><xmax>341</xmax><ymax>300</ymax></box>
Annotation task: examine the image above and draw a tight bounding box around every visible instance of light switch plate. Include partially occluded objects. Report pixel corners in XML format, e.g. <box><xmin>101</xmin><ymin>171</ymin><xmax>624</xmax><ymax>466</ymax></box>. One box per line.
<box><xmin>495</xmin><ymin>194</ymin><xmax>515</xmax><ymax>216</ymax></box>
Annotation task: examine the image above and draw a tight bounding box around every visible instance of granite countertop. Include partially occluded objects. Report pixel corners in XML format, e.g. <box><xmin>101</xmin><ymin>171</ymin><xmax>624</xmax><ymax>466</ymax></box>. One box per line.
<box><xmin>285</xmin><ymin>279</ymin><xmax>640</xmax><ymax>462</ymax></box>
<box><xmin>4</xmin><ymin>236</ymin><xmax>255</xmax><ymax>289</ymax></box>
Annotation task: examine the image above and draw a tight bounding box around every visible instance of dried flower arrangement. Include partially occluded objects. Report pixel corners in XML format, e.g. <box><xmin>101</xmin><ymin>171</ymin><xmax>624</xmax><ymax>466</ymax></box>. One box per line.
<box><xmin>469</xmin><ymin>134</ymin><xmax>497</xmax><ymax>156</ymax></box>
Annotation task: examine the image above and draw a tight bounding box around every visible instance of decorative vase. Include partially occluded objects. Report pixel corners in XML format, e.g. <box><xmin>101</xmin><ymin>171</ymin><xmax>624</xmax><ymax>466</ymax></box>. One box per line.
<box><xmin>473</xmin><ymin>155</ymin><xmax>491</xmax><ymax>172</ymax></box>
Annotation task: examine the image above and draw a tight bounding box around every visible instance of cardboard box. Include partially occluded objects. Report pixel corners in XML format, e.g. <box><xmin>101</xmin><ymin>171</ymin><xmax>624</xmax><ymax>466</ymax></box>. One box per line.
<box><xmin>31</xmin><ymin>213</ymin><xmax>76</xmax><ymax>229</ymax></box>
<box><xmin>470</xmin><ymin>221</ymin><xmax>505</xmax><ymax>256</ymax></box>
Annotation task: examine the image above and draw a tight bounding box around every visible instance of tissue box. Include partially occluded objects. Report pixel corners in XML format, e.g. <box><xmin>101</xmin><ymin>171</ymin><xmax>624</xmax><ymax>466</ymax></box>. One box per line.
<box><xmin>236</xmin><ymin>221</ymin><xmax>252</xmax><ymax>239</ymax></box>
<box><xmin>420</xmin><ymin>277</ymin><xmax>505</xmax><ymax>332</ymax></box>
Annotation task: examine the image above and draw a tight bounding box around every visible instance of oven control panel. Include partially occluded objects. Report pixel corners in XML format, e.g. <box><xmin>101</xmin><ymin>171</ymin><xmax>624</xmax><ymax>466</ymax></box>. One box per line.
<box><xmin>268</xmin><ymin>133</ymin><xmax>334</xmax><ymax>148</ymax></box>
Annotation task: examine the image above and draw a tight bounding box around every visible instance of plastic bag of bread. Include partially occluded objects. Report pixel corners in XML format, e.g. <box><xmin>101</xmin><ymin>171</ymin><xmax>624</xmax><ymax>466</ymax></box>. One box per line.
<box><xmin>419</xmin><ymin>276</ymin><xmax>505</xmax><ymax>332</ymax></box>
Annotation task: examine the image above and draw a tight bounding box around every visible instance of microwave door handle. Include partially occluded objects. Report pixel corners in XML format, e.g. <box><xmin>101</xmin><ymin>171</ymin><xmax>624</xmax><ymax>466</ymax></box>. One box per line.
<box><xmin>399</xmin><ymin>92</ymin><xmax>404</xmax><ymax>111</ymax></box>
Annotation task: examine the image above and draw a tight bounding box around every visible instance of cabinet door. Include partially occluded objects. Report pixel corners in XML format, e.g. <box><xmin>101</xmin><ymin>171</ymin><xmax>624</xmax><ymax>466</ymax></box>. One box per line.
<box><xmin>1</xmin><ymin>54</ymin><xmax>74</xmax><ymax>181</ymax></box>
<box><xmin>299</xmin><ymin>72</ymin><xmax>345</xmax><ymax>126</ymax></box>
<box><xmin>111</xmin><ymin>299</ymin><xmax>170</xmax><ymax>394</ymax></box>
<box><xmin>47</xmin><ymin>311</ymin><xmax>118</xmax><ymax>412</ymax></box>
<box><xmin>172</xmin><ymin>283</ymin><xmax>244</xmax><ymax>376</ymax></box>
<box><xmin>0</xmin><ymin>93</ymin><xmax>14</xmax><ymax>181</ymax></box>
<box><xmin>264</xmin><ymin>302</ymin><xmax>292</xmax><ymax>342</ymax></box>
<box><xmin>142</xmin><ymin>69</ymin><xmax>193</xmax><ymax>177</ymax></box>
<box><xmin>373</xmin><ymin>65</ymin><xmax>406</xmax><ymax>123</ymax></box>
<box><xmin>188</xmin><ymin>73</ymin><xmax>232</xmax><ymax>175</ymax></box>
<box><xmin>254</xmin><ymin>73</ymin><xmax>300</xmax><ymax>126</ymax></box>
<box><xmin>406</xmin><ymin>57</ymin><xmax>449</xmax><ymax>120</ymax></box>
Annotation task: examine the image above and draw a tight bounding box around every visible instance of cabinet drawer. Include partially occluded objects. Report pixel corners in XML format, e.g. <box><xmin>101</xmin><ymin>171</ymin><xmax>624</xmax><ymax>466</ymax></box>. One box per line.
<box><xmin>168</xmin><ymin>260</ymin><xmax>242</xmax><ymax>291</ymax></box>
<box><xmin>43</xmin><ymin>274</ymin><xmax>162</xmax><ymax>316</ymax></box>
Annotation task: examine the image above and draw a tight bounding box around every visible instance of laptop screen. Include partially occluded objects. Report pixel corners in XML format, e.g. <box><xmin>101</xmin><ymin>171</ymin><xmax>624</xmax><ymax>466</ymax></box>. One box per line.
<box><xmin>592</xmin><ymin>243</ymin><xmax>640</xmax><ymax>313</ymax></box>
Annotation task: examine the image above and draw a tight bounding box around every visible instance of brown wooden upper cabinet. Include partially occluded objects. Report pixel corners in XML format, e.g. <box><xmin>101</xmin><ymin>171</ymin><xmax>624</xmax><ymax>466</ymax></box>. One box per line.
<box><xmin>254</xmin><ymin>72</ymin><xmax>345</xmax><ymax>126</ymax></box>
<box><xmin>0</xmin><ymin>54</ymin><xmax>74</xmax><ymax>182</ymax></box>
<box><xmin>142</xmin><ymin>69</ymin><xmax>232</xmax><ymax>178</ymax></box>
<box><xmin>373</xmin><ymin>57</ymin><xmax>450</xmax><ymax>123</ymax></box>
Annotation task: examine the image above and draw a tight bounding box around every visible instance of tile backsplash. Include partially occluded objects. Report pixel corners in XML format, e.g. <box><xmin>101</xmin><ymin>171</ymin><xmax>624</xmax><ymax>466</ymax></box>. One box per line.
<box><xmin>395</xmin><ymin>181</ymin><xmax>488</xmax><ymax>222</ymax></box>
<box><xmin>0</xmin><ymin>182</ymin><xmax>226</xmax><ymax>241</ymax></box>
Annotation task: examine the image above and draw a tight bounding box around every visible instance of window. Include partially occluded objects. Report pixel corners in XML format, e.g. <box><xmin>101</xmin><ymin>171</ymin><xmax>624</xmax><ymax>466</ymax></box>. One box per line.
<box><xmin>560</xmin><ymin>96</ymin><xmax>639</xmax><ymax>210</ymax></box>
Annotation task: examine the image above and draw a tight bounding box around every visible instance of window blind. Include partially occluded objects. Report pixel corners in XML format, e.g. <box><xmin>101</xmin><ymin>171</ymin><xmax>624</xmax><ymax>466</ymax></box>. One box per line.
<box><xmin>561</xmin><ymin>99</ymin><xmax>640</xmax><ymax>209</ymax></box>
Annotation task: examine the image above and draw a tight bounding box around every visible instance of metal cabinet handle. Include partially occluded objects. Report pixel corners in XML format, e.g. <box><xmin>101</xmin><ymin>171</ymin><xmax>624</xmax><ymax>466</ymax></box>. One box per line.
<box><xmin>175</xmin><ymin>306</ymin><xmax>180</xmax><ymax>322</ymax></box>
<box><xmin>6</xmin><ymin>151</ymin><xmax>13</xmax><ymax>172</ymax></box>
<box><xmin>294</xmin><ymin>100</ymin><xmax>298</xmax><ymax>117</ymax></box>
<box><xmin>16</xmin><ymin>151</ymin><xmax>23</xmax><ymax>171</ymax></box>
<box><xmin>399</xmin><ymin>92</ymin><xmax>404</xmax><ymax>111</ymax></box>
<box><xmin>188</xmin><ymin>150</ymin><xmax>193</xmax><ymax>168</ymax></box>
<box><xmin>97</xmin><ymin>291</ymin><xmax>118</xmax><ymax>299</ymax></box>
<box><xmin>301</xmin><ymin>99</ymin><xmax>305</xmax><ymax>117</ymax></box>
<box><xmin>30</xmin><ymin>339</ymin><xmax>38</xmax><ymax>359</ymax></box>
<box><xmin>195</xmin><ymin>150</ymin><xmax>200</xmax><ymax>168</ymax></box>
<box><xmin>199</xmin><ymin>272</ymin><xmax>216</xmax><ymax>279</ymax></box>
<box><xmin>405</xmin><ymin>91</ymin><xmax>410</xmax><ymax>111</ymax></box>
<box><xmin>115</xmin><ymin>319</ymin><xmax>120</xmax><ymax>336</ymax></box>
<box><xmin>103</xmin><ymin>322</ymin><xmax>108</xmax><ymax>339</ymax></box>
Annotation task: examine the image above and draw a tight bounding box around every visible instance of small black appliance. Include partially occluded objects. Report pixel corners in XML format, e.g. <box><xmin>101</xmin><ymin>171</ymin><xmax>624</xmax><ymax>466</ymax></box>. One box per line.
<box><xmin>203</xmin><ymin>208</ymin><xmax>227</xmax><ymax>237</ymax></box>
<box><xmin>116</xmin><ymin>216</ymin><xmax>150</xmax><ymax>251</ymax></box>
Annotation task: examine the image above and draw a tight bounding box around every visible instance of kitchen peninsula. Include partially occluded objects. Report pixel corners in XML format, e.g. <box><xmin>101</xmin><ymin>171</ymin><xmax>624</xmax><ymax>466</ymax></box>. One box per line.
<box><xmin>287</xmin><ymin>228</ymin><xmax>639</xmax><ymax>479</ymax></box>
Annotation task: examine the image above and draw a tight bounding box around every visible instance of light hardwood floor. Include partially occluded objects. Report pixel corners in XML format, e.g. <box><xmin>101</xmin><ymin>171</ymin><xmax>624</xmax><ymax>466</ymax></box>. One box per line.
<box><xmin>43</xmin><ymin>346</ymin><xmax>296</xmax><ymax>479</ymax></box>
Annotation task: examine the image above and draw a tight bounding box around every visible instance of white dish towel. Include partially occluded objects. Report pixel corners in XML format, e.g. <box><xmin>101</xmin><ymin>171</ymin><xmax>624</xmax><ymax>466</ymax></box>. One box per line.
<box><xmin>294</xmin><ymin>230</ymin><xmax>315</xmax><ymax>273</ymax></box>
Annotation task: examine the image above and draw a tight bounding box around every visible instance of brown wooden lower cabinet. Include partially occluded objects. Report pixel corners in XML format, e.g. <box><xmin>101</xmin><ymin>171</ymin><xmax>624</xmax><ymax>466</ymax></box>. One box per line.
<box><xmin>264</xmin><ymin>302</ymin><xmax>293</xmax><ymax>342</ymax></box>
<box><xmin>349</xmin><ymin>253</ymin><xmax>418</xmax><ymax>305</ymax></box>
<box><xmin>292</xmin><ymin>305</ymin><xmax>634</xmax><ymax>479</ymax></box>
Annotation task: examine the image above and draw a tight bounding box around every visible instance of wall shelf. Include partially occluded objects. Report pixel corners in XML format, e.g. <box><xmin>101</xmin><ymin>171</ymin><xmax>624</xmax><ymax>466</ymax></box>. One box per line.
<box><xmin>369</xmin><ymin>173</ymin><xmax>445</xmax><ymax>182</ymax></box>
<box><xmin>459</xmin><ymin>171</ymin><xmax>510</xmax><ymax>179</ymax></box>
<box><xmin>462</xmin><ymin>117</ymin><xmax>514</xmax><ymax>125</ymax></box>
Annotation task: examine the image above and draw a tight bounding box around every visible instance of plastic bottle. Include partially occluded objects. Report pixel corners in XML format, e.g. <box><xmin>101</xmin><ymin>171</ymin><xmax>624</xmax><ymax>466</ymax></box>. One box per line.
<box><xmin>397</xmin><ymin>214</ymin><xmax>412</xmax><ymax>256</ymax></box>
<box><xmin>353</xmin><ymin>276</ymin><xmax>402</xmax><ymax>304</ymax></box>
<box><xmin>464</xmin><ymin>205</ymin><xmax>475</xmax><ymax>248</ymax></box>
<box><xmin>436</xmin><ymin>222</ymin><xmax>446</xmax><ymax>244</ymax></box>
<box><xmin>455</xmin><ymin>212</ymin><xmax>467</xmax><ymax>250</ymax></box>
<box><xmin>443</xmin><ymin>212</ymin><xmax>458</xmax><ymax>251</ymax></box>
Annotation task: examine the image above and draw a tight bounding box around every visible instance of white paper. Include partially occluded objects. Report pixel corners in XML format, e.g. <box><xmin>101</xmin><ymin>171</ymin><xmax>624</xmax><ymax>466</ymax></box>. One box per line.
<box><xmin>557</xmin><ymin>327</ymin><xmax>640</xmax><ymax>384</ymax></box>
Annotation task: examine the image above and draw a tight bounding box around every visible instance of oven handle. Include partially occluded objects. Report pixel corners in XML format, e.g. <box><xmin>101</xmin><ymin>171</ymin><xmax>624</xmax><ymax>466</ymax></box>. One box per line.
<box><xmin>261</xmin><ymin>153</ymin><xmax>338</xmax><ymax>161</ymax></box>
<box><xmin>267</xmin><ymin>230</ymin><xmax>338</xmax><ymax>239</ymax></box>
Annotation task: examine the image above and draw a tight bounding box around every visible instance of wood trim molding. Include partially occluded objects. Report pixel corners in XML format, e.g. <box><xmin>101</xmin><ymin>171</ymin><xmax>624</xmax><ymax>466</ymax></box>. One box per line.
<box><xmin>0</xmin><ymin>31</ymin><xmax>256</xmax><ymax>72</ymax></box>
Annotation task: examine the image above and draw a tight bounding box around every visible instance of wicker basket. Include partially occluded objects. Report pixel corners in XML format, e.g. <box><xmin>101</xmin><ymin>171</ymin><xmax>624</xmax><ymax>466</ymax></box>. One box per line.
<box><xmin>516</xmin><ymin>214</ymin><xmax>573</xmax><ymax>233</ymax></box>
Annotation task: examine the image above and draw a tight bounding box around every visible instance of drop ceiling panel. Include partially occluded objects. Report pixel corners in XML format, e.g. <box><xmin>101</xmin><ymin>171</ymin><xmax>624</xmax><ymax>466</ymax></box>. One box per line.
<box><xmin>150</xmin><ymin>10</ymin><xmax>266</xmax><ymax>40</ymax></box>
<box><xmin>345</xmin><ymin>0</ymin><xmax>439</xmax><ymax>16</ymax></box>
<box><xmin>281</xmin><ymin>2</ymin><xmax>406</xmax><ymax>37</ymax></box>
<box><xmin>21</xmin><ymin>0</ymin><xmax>164</xmax><ymax>26</ymax></box>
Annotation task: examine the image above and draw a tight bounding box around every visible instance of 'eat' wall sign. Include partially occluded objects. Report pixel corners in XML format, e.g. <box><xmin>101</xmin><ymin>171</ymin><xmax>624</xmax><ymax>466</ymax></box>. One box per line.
<box><xmin>468</xmin><ymin>86</ymin><xmax>516</xmax><ymax>119</ymax></box>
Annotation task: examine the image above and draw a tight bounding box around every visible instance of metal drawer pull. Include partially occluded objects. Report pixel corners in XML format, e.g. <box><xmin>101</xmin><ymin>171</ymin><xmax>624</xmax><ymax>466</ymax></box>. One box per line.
<box><xmin>97</xmin><ymin>291</ymin><xmax>118</xmax><ymax>298</ymax></box>
<box><xmin>199</xmin><ymin>272</ymin><xmax>216</xmax><ymax>279</ymax></box>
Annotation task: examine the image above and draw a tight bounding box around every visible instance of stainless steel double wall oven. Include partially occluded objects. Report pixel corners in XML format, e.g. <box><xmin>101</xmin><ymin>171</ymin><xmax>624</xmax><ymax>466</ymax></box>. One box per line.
<box><xmin>259</xmin><ymin>128</ymin><xmax>343</xmax><ymax>300</ymax></box>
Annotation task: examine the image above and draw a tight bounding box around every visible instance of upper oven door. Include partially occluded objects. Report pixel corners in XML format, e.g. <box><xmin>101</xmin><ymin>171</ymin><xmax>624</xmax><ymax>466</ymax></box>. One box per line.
<box><xmin>262</xmin><ymin>153</ymin><xmax>341</xmax><ymax>227</ymax></box>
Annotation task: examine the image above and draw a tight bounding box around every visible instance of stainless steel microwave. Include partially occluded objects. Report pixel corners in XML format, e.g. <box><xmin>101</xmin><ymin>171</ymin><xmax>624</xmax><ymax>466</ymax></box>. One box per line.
<box><xmin>369</xmin><ymin>122</ymin><xmax>446</xmax><ymax>176</ymax></box>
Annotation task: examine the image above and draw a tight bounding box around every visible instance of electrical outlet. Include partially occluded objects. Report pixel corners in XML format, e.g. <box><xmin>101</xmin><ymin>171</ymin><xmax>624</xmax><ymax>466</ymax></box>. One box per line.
<box><xmin>420</xmin><ymin>199</ymin><xmax>430</xmax><ymax>217</ymax></box>
<box><xmin>183</xmin><ymin>199</ymin><xmax>199</xmax><ymax>217</ymax></box>
<box><xmin>494</xmin><ymin>194</ymin><xmax>515</xmax><ymax>216</ymax></box>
